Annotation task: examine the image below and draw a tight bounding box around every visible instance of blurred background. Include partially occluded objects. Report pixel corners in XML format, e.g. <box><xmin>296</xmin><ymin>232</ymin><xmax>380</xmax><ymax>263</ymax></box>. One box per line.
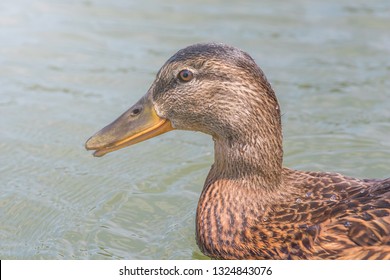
<box><xmin>0</xmin><ymin>0</ymin><xmax>389</xmax><ymax>259</ymax></box>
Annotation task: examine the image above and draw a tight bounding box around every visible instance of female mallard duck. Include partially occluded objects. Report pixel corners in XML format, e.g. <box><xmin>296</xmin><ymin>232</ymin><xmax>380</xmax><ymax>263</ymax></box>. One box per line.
<box><xmin>85</xmin><ymin>43</ymin><xmax>390</xmax><ymax>260</ymax></box>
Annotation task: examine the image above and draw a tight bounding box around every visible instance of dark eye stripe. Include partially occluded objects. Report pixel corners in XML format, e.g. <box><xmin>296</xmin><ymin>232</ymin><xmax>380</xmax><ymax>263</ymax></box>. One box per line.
<box><xmin>178</xmin><ymin>69</ymin><xmax>194</xmax><ymax>82</ymax></box>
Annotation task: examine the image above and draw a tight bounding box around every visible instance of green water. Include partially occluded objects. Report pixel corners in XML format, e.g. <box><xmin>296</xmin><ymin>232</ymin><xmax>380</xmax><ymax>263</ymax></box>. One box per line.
<box><xmin>0</xmin><ymin>0</ymin><xmax>389</xmax><ymax>259</ymax></box>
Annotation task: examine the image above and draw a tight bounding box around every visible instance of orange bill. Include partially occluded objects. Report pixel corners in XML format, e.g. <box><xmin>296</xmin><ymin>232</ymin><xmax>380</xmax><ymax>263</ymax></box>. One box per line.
<box><xmin>85</xmin><ymin>95</ymin><xmax>174</xmax><ymax>157</ymax></box>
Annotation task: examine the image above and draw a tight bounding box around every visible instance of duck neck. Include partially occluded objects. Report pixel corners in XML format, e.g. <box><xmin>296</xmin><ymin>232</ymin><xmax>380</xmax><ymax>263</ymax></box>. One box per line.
<box><xmin>196</xmin><ymin>129</ymin><xmax>284</xmax><ymax>259</ymax></box>
<box><xmin>210</xmin><ymin>126</ymin><xmax>283</xmax><ymax>191</ymax></box>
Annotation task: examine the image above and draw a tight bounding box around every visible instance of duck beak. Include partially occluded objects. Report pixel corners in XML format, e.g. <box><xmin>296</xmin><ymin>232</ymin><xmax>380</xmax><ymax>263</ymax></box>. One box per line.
<box><xmin>85</xmin><ymin>94</ymin><xmax>174</xmax><ymax>157</ymax></box>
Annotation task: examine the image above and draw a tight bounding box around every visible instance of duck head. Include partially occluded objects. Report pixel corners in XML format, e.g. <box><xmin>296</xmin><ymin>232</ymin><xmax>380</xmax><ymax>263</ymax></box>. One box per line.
<box><xmin>86</xmin><ymin>43</ymin><xmax>282</xmax><ymax>180</ymax></box>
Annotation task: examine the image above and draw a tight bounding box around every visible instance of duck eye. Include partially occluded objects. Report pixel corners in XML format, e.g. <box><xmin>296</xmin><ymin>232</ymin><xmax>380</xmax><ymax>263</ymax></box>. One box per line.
<box><xmin>178</xmin><ymin>69</ymin><xmax>193</xmax><ymax>82</ymax></box>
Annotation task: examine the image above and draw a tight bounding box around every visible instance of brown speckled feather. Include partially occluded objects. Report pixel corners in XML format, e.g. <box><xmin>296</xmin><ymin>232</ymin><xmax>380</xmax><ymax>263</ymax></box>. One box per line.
<box><xmin>197</xmin><ymin>171</ymin><xmax>390</xmax><ymax>259</ymax></box>
<box><xmin>86</xmin><ymin>43</ymin><xmax>390</xmax><ymax>260</ymax></box>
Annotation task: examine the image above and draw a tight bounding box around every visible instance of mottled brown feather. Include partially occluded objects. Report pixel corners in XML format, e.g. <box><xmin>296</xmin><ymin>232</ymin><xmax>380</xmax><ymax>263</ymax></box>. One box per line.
<box><xmin>197</xmin><ymin>171</ymin><xmax>390</xmax><ymax>259</ymax></box>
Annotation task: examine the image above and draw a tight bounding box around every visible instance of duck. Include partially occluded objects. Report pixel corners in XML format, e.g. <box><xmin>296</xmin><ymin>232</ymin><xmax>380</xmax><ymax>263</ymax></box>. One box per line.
<box><xmin>85</xmin><ymin>43</ymin><xmax>390</xmax><ymax>260</ymax></box>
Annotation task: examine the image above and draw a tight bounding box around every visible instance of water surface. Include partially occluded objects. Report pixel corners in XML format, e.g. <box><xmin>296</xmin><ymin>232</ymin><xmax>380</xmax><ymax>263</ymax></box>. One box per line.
<box><xmin>0</xmin><ymin>0</ymin><xmax>389</xmax><ymax>259</ymax></box>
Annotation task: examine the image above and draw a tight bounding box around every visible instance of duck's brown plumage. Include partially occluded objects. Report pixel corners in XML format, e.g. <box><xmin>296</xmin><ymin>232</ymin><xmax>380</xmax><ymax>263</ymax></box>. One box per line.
<box><xmin>85</xmin><ymin>43</ymin><xmax>390</xmax><ymax>259</ymax></box>
<box><xmin>197</xmin><ymin>169</ymin><xmax>390</xmax><ymax>259</ymax></box>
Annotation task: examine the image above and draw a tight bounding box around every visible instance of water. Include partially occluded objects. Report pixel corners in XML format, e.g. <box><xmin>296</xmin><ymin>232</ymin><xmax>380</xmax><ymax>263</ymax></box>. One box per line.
<box><xmin>1</xmin><ymin>0</ymin><xmax>389</xmax><ymax>259</ymax></box>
